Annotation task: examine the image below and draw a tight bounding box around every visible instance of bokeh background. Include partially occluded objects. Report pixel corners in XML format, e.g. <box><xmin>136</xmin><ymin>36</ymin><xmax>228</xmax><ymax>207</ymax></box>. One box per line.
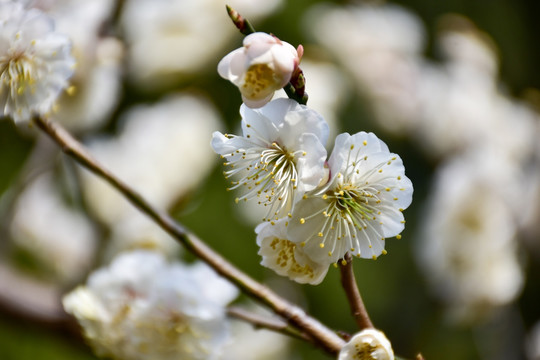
<box><xmin>1</xmin><ymin>0</ymin><xmax>540</xmax><ymax>359</ymax></box>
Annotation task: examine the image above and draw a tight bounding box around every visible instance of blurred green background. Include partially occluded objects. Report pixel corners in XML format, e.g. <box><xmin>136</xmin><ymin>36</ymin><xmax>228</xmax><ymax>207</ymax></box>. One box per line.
<box><xmin>1</xmin><ymin>0</ymin><xmax>539</xmax><ymax>359</ymax></box>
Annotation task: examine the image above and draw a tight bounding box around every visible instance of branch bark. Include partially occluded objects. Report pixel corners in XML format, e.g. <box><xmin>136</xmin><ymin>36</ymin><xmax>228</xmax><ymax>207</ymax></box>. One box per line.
<box><xmin>227</xmin><ymin>306</ymin><xmax>315</xmax><ymax>344</ymax></box>
<box><xmin>339</xmin><ymin>252</ymin><xmax>373</xmax><ymax>330</ymax></box>
<box><xmin>33</xmin><ymin>115</ymin><xmax>345</xmax><ymax>355</ymax></box>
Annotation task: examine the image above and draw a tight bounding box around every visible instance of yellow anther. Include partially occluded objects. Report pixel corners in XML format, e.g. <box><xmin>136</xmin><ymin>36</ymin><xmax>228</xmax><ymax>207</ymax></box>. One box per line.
<box><xmin>396</xmin><ymin>234</ymin><xmax>402</xmax><ymax>239</ymax></box>
<box><xmin>319</xmin><ymin>243</ymin><xmax>325</xmax><ymax>248</ymax></box>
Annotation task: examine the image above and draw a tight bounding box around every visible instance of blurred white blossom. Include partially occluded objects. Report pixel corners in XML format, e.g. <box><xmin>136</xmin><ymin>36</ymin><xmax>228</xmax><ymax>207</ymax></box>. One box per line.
<box><xmin>80</xmin><ymin>93</ymin><xmax>222</xmax><ymax>227</ymax></box>
<box><xmin>121</xmin><ymin>0</ymin><xmax>282</xmax><ymax>90</ymax></box>
<box><xmin>418</xmin><ymin>155</ymin><xmax>524</xmax><ymax>322</ymax></box>
<box><xmin>338</xmin><ymin>328</ymin><xmax>394</xmax><ymax>360</ymax></box>
<box><xmin>288</xmin><ymin>132</ymin><xmax>413</xmax><ymax>264</ymax></box>
<box><xmin>218</xmin><ymin>32</ymin><xmax>299</xmax><ymax>108</ymax></box>
<box><xmin>308</xmin><ymin>4</ymin><xmax>539</xmax><ymax>160</ymax></box>
<box><xmin>306</xmin><ymin>3</ymin><xmax>425</xmax><ymax>134</ymax></box>
<box><xmin>63</xmin><ymin>250</ymin><xmax>239</xmax><ymax>360</ymax></box>
<box><xmin>212</xmin><ymin>98</ymin><xmax>329</xmax><ymax>221</ymax></box>
<box><xmin>27</xmin><ymin>0</ymin><xmax>122</xmax><ymax>131</ymax></box>
<box><xmin>0</xmin><ymin>1</ymin><xmax>74</xmax><ymax>122</ymax></box>
<box><xmin>10</xmin><ymin>172</ymin><xmax>97</xmax><ymax>282</ymax></box>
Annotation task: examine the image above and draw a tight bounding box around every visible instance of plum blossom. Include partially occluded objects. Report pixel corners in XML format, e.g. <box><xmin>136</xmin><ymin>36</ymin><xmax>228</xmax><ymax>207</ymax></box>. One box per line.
<box><xmin>417</xmin><ymin>154</ymin><xmax>524</xmax><ymax>322</ymax></box>
<box><xmin>287</xmin><ymin>132</ymin><xmax>412</xmax><ymax>264</ymax></box>
<box><xmin>63</xmin><ymin>250</ymin><xmax>238</xmax><ymax>360</ymax></box>
<box><xmin>338</xmin><ymin>329</ymin><xmax>394</xmax><ymax>360</ymax></box>
<box><xmin>218</xmin><ymin>32</ymin><xmax>299</xmax><ymax>108</ymax></box>
<box><xmin>0</xmin><ymin>2</ymin><xmax>74</xmax><ymax>122</ymax></box>
<box><xmin>256</xmin><ymin>219</ymin><xmax>329</xmax><ymax>285</ymax></box>
<box><xmin>212</xmin><ymin>98</ymin><xmax>329</xmax><ymax>221</ymax></box>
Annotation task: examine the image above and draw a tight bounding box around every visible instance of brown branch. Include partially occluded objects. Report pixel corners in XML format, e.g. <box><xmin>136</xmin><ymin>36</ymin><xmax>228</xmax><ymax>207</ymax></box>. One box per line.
<box><xmin>339</xmin><ymin>253</ymin><xmax>373</xmax><ymax>330</ymax></box>
<box><xmin>227</xmin><ymin>306</ymin><xmax>315</xmax><ymax>344</ymax></box>
<box><xmin>33</xmin><ymin>115</ymin><xmax>345</xmax><ymax>355</ymax></box>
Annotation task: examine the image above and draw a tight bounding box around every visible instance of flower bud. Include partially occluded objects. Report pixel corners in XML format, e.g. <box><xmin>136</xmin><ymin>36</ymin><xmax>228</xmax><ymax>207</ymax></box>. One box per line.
<box><xmin>218</xmin><ymin>32</ymin><xmax>299</xmax><ymax>108</ymax></box>
<box><xmin>338</xmin><ymin>329</ymin><xmax>394</xmax><ymax>360</ymax></box>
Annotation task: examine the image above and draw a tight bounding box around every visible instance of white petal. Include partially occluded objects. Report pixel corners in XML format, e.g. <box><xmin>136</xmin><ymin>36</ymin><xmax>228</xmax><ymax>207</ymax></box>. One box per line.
<box><xmin>295</xmin><ymin>133</ymin><xmax>328</xmax><ymax>191</ymax></box>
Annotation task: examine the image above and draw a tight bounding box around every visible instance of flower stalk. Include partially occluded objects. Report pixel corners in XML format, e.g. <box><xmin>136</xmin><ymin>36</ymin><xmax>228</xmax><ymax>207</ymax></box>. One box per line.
<box><xmin>339</xmin><ymin>252</ymin><xmax>374</xmax><ymax>330</ymax></box>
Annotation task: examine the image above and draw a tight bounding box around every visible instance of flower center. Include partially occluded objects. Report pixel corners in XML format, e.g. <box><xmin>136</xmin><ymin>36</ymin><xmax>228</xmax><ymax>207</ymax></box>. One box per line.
<box><xmin>0</xmin><ymin>55</ymin><xmax>37</xmax><ymax>97</ymax></box>
<box><xmin>352</xmin><ymin>342</ymin><xmax>379</xmax><ymax>359</ymax></box>
<box><xmin>270</xmin><ymin>237</ymin><xmax>316</xmax><ymax>278</ymax></box>
<box><xmin>224</xmin><ymin>140</ymin><xmax>299</xmax><ymax>220</ymax></box>
<box><xmin>242</xmin><ymin>63</ymin><xmax>279</xmax><ymax>99</ymax></box>
<box><xmin>300</xmin><ymin>178</ymin><xmax>386</xmax><ymax>259</ymax></box>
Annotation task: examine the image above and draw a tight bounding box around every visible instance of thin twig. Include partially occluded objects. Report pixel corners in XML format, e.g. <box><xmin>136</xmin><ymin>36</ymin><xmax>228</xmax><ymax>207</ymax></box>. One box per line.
<box><xmin>33</xmin><ymin>115</ymin><xmax>345</xmax><ymax>355</ymax></box>
<box><xmin>227</xmin><ymin>306</ymin><xmax>315</xmax><ymax>344</ymax></box>
<box><xmin>339</xmin><ymin>253</ymin><xmax>374</xmax><ymax>330</ymax></box>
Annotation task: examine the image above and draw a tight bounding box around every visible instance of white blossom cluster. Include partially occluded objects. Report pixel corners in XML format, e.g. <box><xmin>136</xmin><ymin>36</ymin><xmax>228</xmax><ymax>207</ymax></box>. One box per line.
<box><xmin>214</xmin><ymin>31</ymin><xmax>413</xmax><ymax>285</ymax></box>
<box><xmin>63</xmin><ymin>251</ymin><xmax>239</xmax><ymax>360</ymax></box>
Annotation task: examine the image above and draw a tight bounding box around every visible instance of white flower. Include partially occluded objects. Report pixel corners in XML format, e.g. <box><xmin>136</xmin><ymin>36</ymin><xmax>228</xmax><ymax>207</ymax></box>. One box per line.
<box><xmin>218</xmin><ymin>32</ymin><xmax>299</xmax><ymax>108</ymax></box>
<box><xmin>212</xmin><ymin>98</ymin><xmax>329</xmax><ymax>221</ymax></box>
<box><xmin>0</xmin><ymin>2</ymin><xmax>74</xmax><ymax>123</ymax></box>
<box><xmin>256</xmin><ymin>219</ymin><xmax>329</xmax><ymax>285</ymax></box>
<box><xmin>338</xmin><ymin>329</ymin><xmax>394</xmax><ymax>360</ymax></box>
<box><xmin>63</xmin><ymin>250</ymin><xmax>239</xmax><ymax>360</ymax></box>
<box><xmin>287</xmin><ymin>132</ymin><xmax>413</xmax><ymax>264</ymax></box>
